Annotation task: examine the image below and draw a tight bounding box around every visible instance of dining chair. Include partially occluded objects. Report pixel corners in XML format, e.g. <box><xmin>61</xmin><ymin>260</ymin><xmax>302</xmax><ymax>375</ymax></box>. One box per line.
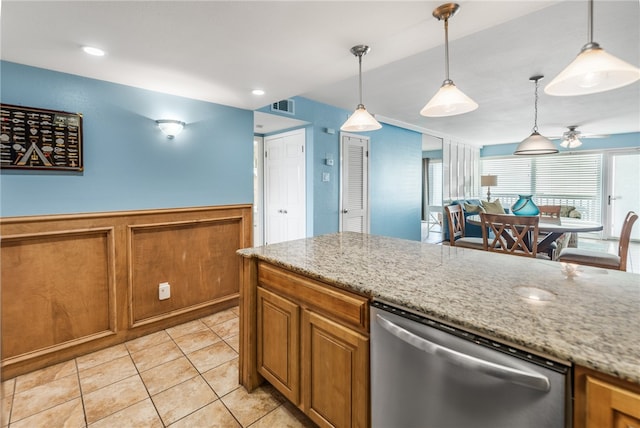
<box><xmin>537</xmin><ymin>205</ymin><xmax>561</xmax><ymax>219</ymax></box>
<box><xmin>558</xmin><ymin>211</ymin><xmax>638</xmax><ymax>271</ymax></box>
<box><xmin>480</xmin><ymin>213</ymin><xmax>540</xmax><ymax>257</ymax></box>
<box><xmin>537</xmin><ymin>205</ymin><xmax>562</xmax><ymax>259</ymax></box>
<box><xmin>444</xmin><ymin>204</ymin><xmax>484</xmax><ymax>250</ymax></box>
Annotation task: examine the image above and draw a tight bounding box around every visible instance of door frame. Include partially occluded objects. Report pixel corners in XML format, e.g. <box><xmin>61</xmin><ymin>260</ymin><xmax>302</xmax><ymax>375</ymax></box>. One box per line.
<box><xmin>339</xmin><ymin>132</ymin><xmax>371</xmax><ymax>233</ymax></box>
<box><xmin>603</xmin><ymin>149</ymin><xmax>640</xmax><ymax>241</ymax></box>
<box><xmin>253</xmin><ymin>135</ymin><xmax>264</xmax><ymax>247</ymax></box>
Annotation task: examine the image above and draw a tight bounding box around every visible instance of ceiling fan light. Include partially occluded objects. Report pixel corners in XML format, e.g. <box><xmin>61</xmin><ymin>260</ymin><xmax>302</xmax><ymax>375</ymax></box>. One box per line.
<box><xmin>341</xmin><ymin>105</ymin><xmax>382</xmax><ymax>132</ymax></box>
<box><xmin>561</xmin><ymin>135</ymin><xmax>583</xmax><ymax>149</ymax></box>
<box><xmin>420</xmin><ymin>80</ymin><xmax>478</xmax><ymax>117</ymax></box>
<box><xmin>514</xmin><ymin>132</ymin><xmax>559</xmax><ymax>155</ymax></box>
<box><xmin>545</xmin><ymin>44</ymin><xmax>640</xmax><ymax>96</ymax></box>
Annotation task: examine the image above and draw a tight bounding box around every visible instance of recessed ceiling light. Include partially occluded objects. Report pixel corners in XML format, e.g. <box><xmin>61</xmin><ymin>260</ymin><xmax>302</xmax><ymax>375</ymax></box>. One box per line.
<box><xmin>82</xmin><ymin>46</ymin><xmax>106</xmax><ymax>57</ymax></box>
<box><xmin>252</xmin><ymin>89</ymin><xmax>265</xmax><ymax>96</ymax></box>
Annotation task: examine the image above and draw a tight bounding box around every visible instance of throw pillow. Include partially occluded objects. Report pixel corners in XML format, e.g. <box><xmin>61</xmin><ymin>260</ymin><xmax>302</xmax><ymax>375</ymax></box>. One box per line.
<box><xmin>464</xmin><ymin>203</ymin><xmax>485</xmax><ymax>214</ymax></box>
<box><xmin>481</xmin><ymin>199</ymin><xmax>505</xmax><ymax>214</ymax></box>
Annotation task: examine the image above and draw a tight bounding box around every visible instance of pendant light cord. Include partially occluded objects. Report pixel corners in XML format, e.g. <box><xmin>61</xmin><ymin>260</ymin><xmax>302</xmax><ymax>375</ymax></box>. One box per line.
<box><xmin>532</xmin><ymin>78</ymin><xmax>539</xmax><ymax>133</ymax></box>
<box><xmin>358</xmin><ymin>53</ymin><xmax>363</xmax><ymax>106</ymax></box>
<box><xmin>443</xmin><ymin>17</ymin><xmax>450</xmax><ymax>81</ymax></box>
<box><xmin>587</xmin><ymin>0</ymin><xmax>593</xmax><ymax>44</ymax></box>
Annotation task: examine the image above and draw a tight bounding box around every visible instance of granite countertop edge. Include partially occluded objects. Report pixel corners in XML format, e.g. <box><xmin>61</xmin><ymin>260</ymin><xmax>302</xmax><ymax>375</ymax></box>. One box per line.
<box><xmin>238</xmin><ymin>233</ymin><xmax>640</xmax><ymax>384</ymax></box>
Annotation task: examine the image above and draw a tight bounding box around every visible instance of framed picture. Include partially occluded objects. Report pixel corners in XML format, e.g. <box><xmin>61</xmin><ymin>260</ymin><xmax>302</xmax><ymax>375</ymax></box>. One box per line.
<box><xmin>1</xmin><ymin>104</ymin><xmax>83</xmax><ymax>171</ymax></box>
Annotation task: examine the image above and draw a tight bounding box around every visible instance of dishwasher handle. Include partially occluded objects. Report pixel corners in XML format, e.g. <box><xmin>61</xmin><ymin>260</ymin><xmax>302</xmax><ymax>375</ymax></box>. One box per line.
<box><xmin>376</xmin><ymin>314</ymin><xmax>551</xmax><ymax>392</ymax></box>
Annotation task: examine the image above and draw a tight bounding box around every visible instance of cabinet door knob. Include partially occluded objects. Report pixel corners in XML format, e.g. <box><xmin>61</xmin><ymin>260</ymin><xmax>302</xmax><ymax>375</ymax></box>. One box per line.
<box><xmin>342</xmin><ymin>209</ymin><xmax>349</xmax><ymax>214</ymax></box>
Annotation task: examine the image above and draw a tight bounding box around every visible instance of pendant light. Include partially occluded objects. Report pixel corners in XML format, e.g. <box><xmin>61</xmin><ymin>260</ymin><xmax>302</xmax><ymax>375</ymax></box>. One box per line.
<box><xmin>545</xmin><ymin>0</ymin><xmax>640</xmax><ymax>96</ymax></box>
<box><xmin>514</xmin><ymin>76</ymin><xmax>558</xmax><ymax>155</ymax></box>
<box><xmin>340</xmin><ymin>45</ymin><xmax>382</xmax><ymax>132</ymax></box>
<box><xmin>421</xmin><ymin>3</ymin><xmax>478</xmax><ymax>117</ymax></box>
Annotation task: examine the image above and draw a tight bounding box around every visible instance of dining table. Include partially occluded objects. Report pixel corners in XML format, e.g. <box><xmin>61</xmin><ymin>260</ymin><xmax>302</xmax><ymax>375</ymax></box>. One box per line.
<box><xmin>466</xmin><ymin>214</ymin><xmax>603</xmax><ymax>254</ymax></box>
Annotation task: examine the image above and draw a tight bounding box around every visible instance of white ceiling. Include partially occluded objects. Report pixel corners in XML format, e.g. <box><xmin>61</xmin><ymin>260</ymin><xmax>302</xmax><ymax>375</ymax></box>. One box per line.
<box><xmin>2</xmin><ymin>1</ymin><xmax>639</xmax><ymax>147</ymax></box>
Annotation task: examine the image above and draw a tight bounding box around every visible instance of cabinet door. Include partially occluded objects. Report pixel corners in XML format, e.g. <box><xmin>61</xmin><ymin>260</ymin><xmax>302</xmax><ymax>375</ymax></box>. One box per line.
<box><xmin>585</xmin><ymin>376</ymin><xmax>640</xmax><ymax>428</ymax></box>
<box><xmin>301</xmin><ymin>309</ymin><xmax>369</xmax><ymax>428</ymax></box>
<box><xmin>257</xmin><ymin>287</ymin><xmax>300</xmax><ymax>404</ymax></box>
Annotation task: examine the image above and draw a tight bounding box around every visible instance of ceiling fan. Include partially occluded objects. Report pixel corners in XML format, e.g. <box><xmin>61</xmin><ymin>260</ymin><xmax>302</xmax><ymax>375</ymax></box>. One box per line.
<box><xmin>551</xmin><ymin>126</ymin><xmax>609</xmax><ymax>149</ymax></box>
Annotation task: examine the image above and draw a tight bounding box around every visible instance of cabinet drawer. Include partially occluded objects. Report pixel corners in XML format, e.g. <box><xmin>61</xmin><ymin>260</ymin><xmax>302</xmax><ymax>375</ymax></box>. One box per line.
<box><xmin>258</xmin><ymin>262</ymin><xmax>368</xmax><ymax>331</ymax></box>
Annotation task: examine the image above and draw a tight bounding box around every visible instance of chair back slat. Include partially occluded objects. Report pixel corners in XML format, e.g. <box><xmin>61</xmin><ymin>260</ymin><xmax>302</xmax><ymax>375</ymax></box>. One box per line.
<box><xmin>480</xmin><ymin>213</ymin><xmax>540</xmax><ymax>257</ymax></box>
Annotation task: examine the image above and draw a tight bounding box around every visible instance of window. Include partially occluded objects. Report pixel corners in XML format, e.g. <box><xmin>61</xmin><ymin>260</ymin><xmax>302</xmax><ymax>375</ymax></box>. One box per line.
<box><xmin>481</xmin><ymin>153</ymin><xmax>603</xmax><ymax>222</ymax></box>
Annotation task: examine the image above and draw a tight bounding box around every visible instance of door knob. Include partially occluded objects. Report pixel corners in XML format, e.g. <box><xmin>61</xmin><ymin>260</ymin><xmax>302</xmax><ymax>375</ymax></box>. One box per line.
<box><xmin>342</xmin><ymin>209</ymin><xmax>349</xmax><ymax>214</ymax></box>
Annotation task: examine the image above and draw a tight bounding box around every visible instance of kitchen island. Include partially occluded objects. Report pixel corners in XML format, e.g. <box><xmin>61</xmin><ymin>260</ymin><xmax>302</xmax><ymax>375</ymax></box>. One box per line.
<box><xmin>238</xmin><ymin>232</ymin><xmax>640</xmax><ymax>427</ymax></box>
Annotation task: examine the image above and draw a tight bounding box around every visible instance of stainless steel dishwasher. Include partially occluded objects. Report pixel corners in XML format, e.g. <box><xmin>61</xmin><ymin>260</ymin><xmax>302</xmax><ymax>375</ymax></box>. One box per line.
<box><xmin>371</xmin><ymin>301</ymin><xmax>571</xmax><ymax>428</ymax></box>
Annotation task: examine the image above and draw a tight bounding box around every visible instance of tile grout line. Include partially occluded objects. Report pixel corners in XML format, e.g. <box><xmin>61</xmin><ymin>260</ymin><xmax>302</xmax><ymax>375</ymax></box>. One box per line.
<box><xmin>73</xmin><ymin>358</ymin><xmax>89</xmax><ymax>428</ymax></box>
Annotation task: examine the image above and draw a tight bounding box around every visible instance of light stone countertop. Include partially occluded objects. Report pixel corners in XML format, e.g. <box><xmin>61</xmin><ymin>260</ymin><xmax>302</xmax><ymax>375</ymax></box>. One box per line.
<box><xmin>238</xmin><ymin>232</ymin><xmax>640</xmax><ymax>384</ymax></box>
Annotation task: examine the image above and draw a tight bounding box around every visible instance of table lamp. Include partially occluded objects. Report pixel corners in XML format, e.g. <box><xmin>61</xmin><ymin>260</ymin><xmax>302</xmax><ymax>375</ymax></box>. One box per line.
<box><xmin>481</xmin><ymin>175</ymin><xmax>498</xmax><ymax>201</ymax></box>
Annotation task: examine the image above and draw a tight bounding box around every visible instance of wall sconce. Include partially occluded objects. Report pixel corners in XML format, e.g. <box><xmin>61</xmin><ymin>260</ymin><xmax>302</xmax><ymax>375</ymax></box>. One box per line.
<box><xmin>156</xmin><ymin>119</ymin><xmax>185</xmax><ymax>139</ymax></box>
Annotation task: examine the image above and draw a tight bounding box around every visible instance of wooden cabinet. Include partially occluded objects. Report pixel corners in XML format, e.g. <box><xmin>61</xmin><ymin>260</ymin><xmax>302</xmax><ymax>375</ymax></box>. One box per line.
<box><xmin>301</xmin><ymin>309</ymin><xmax>369</xmax><ymax>428</ymax></box>
<box><xmin>257</xmin><ymin>287</ymin><xmax>300</xmax><ymax>404</ymax></box>
<box><xmin>255</xmin><ymin>262</ymin><xmax>369</xmax><ymax>428</ymax></box>
<box><xmin>574</xmin><ymin>365</ymin><xmax>640</xmax><ymax>428</ymax></box>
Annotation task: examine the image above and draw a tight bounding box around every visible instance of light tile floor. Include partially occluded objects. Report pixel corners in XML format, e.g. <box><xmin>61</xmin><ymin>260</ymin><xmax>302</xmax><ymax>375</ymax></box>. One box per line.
<box><xmin>1</xmin><ymin>307</ymin><xmax>317</xmax><ymax>428</ymax></box>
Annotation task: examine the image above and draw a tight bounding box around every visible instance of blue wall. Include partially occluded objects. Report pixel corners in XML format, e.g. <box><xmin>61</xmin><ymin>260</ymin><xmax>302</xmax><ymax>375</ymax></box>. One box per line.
<box><xmin>1</xmin><ymin>64</ymin><xmax>422</xmax><ymax>241</ymax></box>
<box><xmin>258</xmin><ymin>97</ymin><xmax>422</xmax><ymax>241</ymax></box>
<box><xmin>0</xmin><ymin>61</ymin><xmax>254</xmax><ymax>217</ymax></box>
<box><xmin>481</xmin><ymin>132</ymin><xmax>639</xmax><ymax>157</ymax></box>
<box><xmin>369</xmin><ymin>125</ymin><xmax>422</xmax><ymax>240</ymax></box>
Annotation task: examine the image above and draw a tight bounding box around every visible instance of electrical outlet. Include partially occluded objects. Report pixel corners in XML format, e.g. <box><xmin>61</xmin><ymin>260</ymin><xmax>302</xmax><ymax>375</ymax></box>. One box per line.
<box><xmin>159</xmin><ymin>282</ymin><xmax>170</xmax><ymax>300</ymax></box>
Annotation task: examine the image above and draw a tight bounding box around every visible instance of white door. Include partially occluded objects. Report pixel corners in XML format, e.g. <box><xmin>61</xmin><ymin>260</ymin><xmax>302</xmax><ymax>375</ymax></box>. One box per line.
<box><xmin>264</xmin><ymin>129</ymin><xmax>306</xmax><ymax>245</ymax></box>
<box><xmin>607</xmin><ymin>151</ymin><xmax>640</xmax><ymax>240</ymax></box>
<box><xmin>340</xmin><ymin>133</ymin><xmax>369</xmax><ymax>233</ymax></box>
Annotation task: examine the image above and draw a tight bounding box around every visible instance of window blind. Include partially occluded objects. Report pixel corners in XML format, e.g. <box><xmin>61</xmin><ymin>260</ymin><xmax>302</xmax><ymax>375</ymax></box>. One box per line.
<box><xmin>481</xmin><ymin>153</ymin><xmax>603</xmax><ymax>222</ymax></box>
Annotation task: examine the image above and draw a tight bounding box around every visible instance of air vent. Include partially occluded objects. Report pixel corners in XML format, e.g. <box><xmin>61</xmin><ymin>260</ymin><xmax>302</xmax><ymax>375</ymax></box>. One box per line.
<box><xmin>271</xmin><ymin>99</ymin><xmax>295</xmax><ymax>115</ymax></box>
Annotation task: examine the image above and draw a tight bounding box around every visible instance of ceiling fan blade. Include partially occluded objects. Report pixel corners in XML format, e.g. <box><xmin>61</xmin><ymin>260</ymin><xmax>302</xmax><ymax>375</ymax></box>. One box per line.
<box><xmin>581</xmin><ymin>133</ymin><xmax>609</xmax><ymax>138</ymax></box>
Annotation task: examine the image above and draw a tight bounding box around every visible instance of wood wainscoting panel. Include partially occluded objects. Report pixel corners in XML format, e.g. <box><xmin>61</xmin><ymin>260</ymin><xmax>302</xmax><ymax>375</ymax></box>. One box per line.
<box><xmin>1</xmin><ymin>228</ymin><xmax>116</xmax><ymax>361</ymax></box>
<box><xmin>129</xmin><ymin>217</ymin><xmax>242</xmax><ymax>325</ymax></box>
<box><xmin>1</xmin><ymin>204</ymin><xmax>252</xmax><ymax>380</ymax></box>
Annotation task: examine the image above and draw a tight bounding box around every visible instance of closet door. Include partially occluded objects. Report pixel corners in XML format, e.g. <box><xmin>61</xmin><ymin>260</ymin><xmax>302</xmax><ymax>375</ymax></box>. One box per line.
<box><xmin>340</xmin><ymin>133</ymin><xmax>369</xmax><ymax>233</ymax></box>
<box><xmin>264</xmin><ymin>129</ymin><xmax>306</xmax><ymax>244</ymax></box>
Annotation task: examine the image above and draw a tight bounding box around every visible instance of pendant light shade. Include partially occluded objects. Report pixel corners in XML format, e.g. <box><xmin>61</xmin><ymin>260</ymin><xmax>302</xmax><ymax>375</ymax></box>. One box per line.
<box><xmin>421</xmin><ymin>3</ymin><xmax>477</xmax><ymax>118</ymax></box>
<box><xmin>420</xmin><ymin>80</ymin><xmax>478</xmax><ymax>117</ymax></box>
<box><xmin>545</xmin><ymin>0</ymin><xmax>640</xmax><ymax>96</ymax></box>
<box><xmin>341</xmin><ymin>105</ymin><xmax>381</xmax><ymax>132</ymax></box>
<box><xmin>515</xmin><ymin>132</ymin><xmax>558</xmax><ymax>155</ymax></box>
<box><xmin>514</xmin><ymin>76</ymin><xmax>558</xmax><ymax>156</ymax></box>
<box><xmin>341</xmin><ymin>45</ymin><xmax>382</xmax><ymax>132</ymax></box>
